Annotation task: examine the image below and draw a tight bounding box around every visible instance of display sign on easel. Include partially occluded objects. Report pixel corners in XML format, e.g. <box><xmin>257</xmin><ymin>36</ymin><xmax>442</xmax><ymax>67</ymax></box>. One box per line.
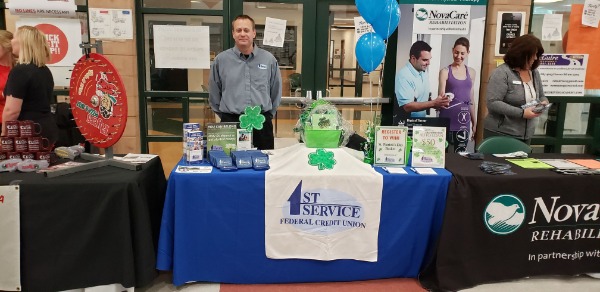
<box><xmin>411</xmin><ymin>126</ymin><xmax>446</xmax><ymax>168</ymax></box>
<box><xmin>0</xmin><ymin>186</ymin><xmax>21</xmax><ymax>291</ymax></box>
<box><xmin>374</xmin><ymin>126</ymin><xmax>408</xmax><ymax>167</ymax></box>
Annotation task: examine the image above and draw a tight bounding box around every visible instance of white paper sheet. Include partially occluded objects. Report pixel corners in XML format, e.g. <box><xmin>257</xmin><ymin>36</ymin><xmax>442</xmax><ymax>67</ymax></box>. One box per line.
<box><xmin>153</xmin><ymin>25</ymin><xmax>210</xmax><ymax>69</ymax></box>
<box><xmin>583</xmin><ymin>0</ymin><xmax>600</xmax><ymax>28</ymax></box>
<box><xmin>263</xmin><ymin>17</ymin><xmax>287</xmax><ymax>48</ymax></box>
<box><xmin>542</xmin><ymin>14</ymin><xmax>563</xmax><ymax>41</ymax></box>
<box><xmin>89</xmin><ymin>9</ymin><xmax>134</xmax><ymax>40</ymax></box>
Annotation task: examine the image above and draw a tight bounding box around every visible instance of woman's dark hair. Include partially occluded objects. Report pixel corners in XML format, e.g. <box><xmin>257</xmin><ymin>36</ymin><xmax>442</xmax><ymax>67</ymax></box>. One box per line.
<box><xmin>503</xmin><ymin>34</ymin><xmax>544</xmax><ymax>70</ymax></box>
<box><xmin>453</xmin><ymin>37</ymin><xmax>470</xmax><ymax>51</ymax></box>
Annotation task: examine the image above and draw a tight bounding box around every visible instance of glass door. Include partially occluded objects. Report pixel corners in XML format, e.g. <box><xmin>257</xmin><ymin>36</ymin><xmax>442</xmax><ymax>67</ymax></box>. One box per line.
<box><xmin>241</xmin><ymin>0</ymin><xmax>316</xmax><ymax>140</ymax></box>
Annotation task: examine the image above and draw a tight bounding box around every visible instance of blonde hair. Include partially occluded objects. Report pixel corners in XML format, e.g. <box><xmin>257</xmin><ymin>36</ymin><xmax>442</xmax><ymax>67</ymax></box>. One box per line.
<box><xmin>0</xmin><ymin>30</ymin><xmax>14</xmax><ymax>67</ymax></box>
<box><xmin>16</xmin><ymin>26</ymin><xmax>51</xmax><ymax>67</ymax></box>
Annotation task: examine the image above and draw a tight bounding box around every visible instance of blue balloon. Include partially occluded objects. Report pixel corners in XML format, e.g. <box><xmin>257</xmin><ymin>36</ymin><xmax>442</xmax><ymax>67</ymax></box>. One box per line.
<box><xmin>372</xmin><ymin>0</ymin><xmax>401</xmax><ymax>40</ymax></box>
<box><xmin>356</xmin><ymin>0</ymin><xmax>386</xmax><ymax>24</ymax></box>
<box><xmin>355</xmin><ymin>32</ymin><xmax>386</xmax><ymax>73</ymax></box>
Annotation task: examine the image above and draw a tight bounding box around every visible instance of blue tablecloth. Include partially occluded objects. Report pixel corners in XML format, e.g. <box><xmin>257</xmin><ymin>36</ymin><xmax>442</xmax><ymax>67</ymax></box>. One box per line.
<box><xmin>157</xmin><ymin>160</ymin><xmax>451</xmax><ymax>285</ymax></box>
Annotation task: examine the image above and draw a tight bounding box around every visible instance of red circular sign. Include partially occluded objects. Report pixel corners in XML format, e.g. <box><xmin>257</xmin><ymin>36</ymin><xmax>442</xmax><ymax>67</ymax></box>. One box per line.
<box><xmin>69</xmin><ymin>53</ymin><xmax>128</xmax><ymax>148</ymax></box>
<box><xmin>35</xmin><ymin>23</ymin><xmax>68</xmax><ymax>64</ymax></box>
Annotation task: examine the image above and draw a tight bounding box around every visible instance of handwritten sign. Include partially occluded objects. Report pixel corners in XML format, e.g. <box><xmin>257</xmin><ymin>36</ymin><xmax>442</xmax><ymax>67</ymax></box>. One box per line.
<box><xmin>153</xmin><ymin>25</ymin><xmax>210</xmax><ymax>69</ymax></box>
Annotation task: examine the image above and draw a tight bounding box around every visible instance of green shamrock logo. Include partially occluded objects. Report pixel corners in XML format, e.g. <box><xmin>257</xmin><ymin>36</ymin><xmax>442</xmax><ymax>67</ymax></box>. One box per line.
<box><xmin>239</xmin><ymin>106</ymin><xmax>266</xmax><ymax>131</ymax></box>
<box><xmin>308</xmin><ymin>148</ymin><xmax>336</xmax><ymax>170</ymax></box>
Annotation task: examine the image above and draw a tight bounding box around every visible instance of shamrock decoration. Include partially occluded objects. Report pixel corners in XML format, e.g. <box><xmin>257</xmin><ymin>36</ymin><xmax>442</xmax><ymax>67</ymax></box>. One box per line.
<box><xmin>239</xmin><ymin>106</ymin><xmax>266</xmax><ymax>131</ymax></box>
<box><xmin>308</xmin><ymin>148</ymin><xmax>336</xmax><ymax>170</ymax></box>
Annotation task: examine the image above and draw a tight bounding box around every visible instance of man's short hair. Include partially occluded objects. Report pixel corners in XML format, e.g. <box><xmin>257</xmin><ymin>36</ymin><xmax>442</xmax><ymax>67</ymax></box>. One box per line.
<box><xmin>409</xmin><ymin>41</ymin><xmax>432</xmax><ymax>60</ymax></box>
<box><xmin>232</xmin><ymin>15</ymin><xmax>256</xmax><ymax>30</ymax></box>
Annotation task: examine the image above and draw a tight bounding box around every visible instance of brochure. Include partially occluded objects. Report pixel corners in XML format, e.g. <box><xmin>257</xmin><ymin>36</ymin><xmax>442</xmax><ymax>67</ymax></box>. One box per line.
<box><xmin>567</xmin><ymin>159</ymin><xmax>600</xmax><ymax>169</ymax></box>
<box><xmin>374</xmin><ymin>126</ymin><xmax>408</xmax><ymax>167</ymax></box>
<box><xmin>175</xmin><ymin>165</ymin><xmax>213</xmax><ymax>174</ymax></box>
<box><xmin>411</xmin><ymin>126</ymin><xmax>446</xmax><ymax>168</ymax></box>
<box><xmin>506</xmin><ymin>158</ymin><xmax>554</xmax><ymax>169</ymax></box>
<box><xmin>537</xmin><ymin>159</ymin><xmax>587</xmax><ymax>169</ymax></box>
<box><xmin>206</xmin><ymin>122</ymin><xmax>238</xmax><ymax>155</ymax></box>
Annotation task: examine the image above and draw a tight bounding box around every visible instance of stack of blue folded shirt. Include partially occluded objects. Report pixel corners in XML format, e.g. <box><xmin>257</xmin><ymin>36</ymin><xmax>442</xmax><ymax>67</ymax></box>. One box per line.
<box><xmin>231</xmin><ymin>150</ymin><xmax>270</xmax><ymax>170</ymax></box>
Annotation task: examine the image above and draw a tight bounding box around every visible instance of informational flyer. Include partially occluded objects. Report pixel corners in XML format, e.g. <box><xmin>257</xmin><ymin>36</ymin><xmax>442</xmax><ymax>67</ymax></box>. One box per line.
<box><xmin>374</xmin><ymin>126</ymin><xmax>408</xmax><ymax>167</ymax></box>
<box><xmin>153</xmin><ymin>25</ymin><xmax>210</xmax><ymax>69</ymax></box>
<box><xmin>7</xmin><ymin>0</ymin><xmax>76</xmax><ymax>18</ymax></box>
<box><xmin>582</xmin><ymin>0</ymin><xmax>600</xmax><ymax>27</ymax></box>
<box><xmin>263</xmin><ymin>17</ymin><xmax>287</xmax><ymax>48</ymax></box>
<box><xmin>542</xmin><ymin>14</ymin><xmax>563</xmax><ymax>41</ymax></box>
<box><xmin>237</xmin><ymin>129</ymin><xmax>252</xmax><ymax>150</ymax></box>
<box><xmin>495</xmin><ymin>11</ymin><xmax>525</xmax><ymax>56</ymax></box>
<box><xmin>354</xmin><ymin>16</ymin><xmax>374</xmax><ymax>44</ymax></box>
<box><xmin>206</xmin><ymin>122</ymin><xmax>238</xmax><ymax>155</ymax></box>
<box><xmin>412</xmin><ymin>5</ymin><xmax>471</xmax><ymax>35</ymax></box>
<box><xmin>89</xmin><ymin>8</ymin><xmax>133</xmax><ymax>39</ymax></box>
<box><xmin>411</xmin><ymin>126</ymin><xmax>446</xmax><ymax>168</ymax></box>
<box><xmin>176</xmin><ymin>165</ymin><xmax>213</xmax><ymax>174</ymax></box>
<box><xmin>538</xmin><ymin>54</ymin><xmax>588</xmax><ymax>96</ymax></box>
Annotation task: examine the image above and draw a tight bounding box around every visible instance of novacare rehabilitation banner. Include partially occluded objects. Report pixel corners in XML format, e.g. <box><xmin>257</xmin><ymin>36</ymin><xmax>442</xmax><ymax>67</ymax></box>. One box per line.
<box><xmin>265</xmin><ymin>144</ymin><xmax>383</xmax><ymax>261</ymax></box>
<box><xmin>0</xmin><ymin>186</ymin><xmax>20</xmax><ymax>291</ymax></box>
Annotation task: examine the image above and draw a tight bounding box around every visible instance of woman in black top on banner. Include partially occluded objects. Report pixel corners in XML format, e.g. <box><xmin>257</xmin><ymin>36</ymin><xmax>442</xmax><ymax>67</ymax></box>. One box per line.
<box><xmin>2</xmin><ymin>25</ymin><xmax>58</xmax><ymax>145</ymax></box>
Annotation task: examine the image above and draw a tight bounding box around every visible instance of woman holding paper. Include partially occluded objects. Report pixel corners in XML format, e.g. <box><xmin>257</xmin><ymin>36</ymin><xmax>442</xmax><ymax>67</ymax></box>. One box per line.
<box><xmin>1</xmin><ymin>26</ymin><xmax>58</xmax><ymax>145</ymax></box>
<box><xmin>438</xmin><ymin>37</ymin><xmax>477</xmax><ymax>152</ymax></box>
<box><xmin>483</xmin><ymin>34</ymin><xmax>548</xmax><ymax>145</ymax></box>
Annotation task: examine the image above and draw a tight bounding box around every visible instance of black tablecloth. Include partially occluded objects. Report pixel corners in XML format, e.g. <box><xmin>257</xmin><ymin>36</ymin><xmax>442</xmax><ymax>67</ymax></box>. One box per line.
<box><xmin>420</xmin><ymin>153</ymin><xmax>600</xmax><ymax>291</ymax></box>
<box><xmin>0</xmin><ymin>158</ymin><xmax>167</xmax><ymax>292</ymax></box>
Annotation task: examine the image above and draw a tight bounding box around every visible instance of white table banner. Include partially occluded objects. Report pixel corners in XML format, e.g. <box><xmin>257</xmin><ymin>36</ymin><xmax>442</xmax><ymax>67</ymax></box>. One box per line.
<box><xmin>265</xmin><ymin>144</ymin><xmax>383</xmax><ymax>262</ymax></box>
<box><xmin>0</xmin><ymin>185</ymin><xmax>21</xmax><ymax>291</ymax></box>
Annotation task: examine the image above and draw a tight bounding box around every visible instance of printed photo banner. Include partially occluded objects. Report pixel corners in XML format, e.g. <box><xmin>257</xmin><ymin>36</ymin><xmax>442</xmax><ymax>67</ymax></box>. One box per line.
<box><xmin>0</xmin><ymin>186</ymin><xmax>21</xmax><ymax>291</ymax></box>
<box><xmin>265</xmin><ymin>144</ymin><xmax>383</xmax><ymax>261</ymax></box>
<box><xmin>7</xmin><ymin>0</ymin><xmax>76</xmax><ymax>18</ymax></box>
<box><xmin>69</xmin><ymin>53</ymin><xmax>128</xmax><ymax>148</ymax></box>
<box><xmin>394</xmin><ymin>0</ymin><xmax>487</xmax><ymax>153</ymax></box>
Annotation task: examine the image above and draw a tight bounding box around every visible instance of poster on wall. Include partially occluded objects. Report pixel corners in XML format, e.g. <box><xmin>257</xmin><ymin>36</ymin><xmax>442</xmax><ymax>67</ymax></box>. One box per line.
<box><xmin>263</xmin><ymin>17</ymin><xmax>287</xmax><ymax>48</ymax></box>
<box><xmin>153</xmin><ymin>25</ymin><xmax>210</xmax><ymax>69</ymax></box>
<box><xmin>16</xmin><ymin>18</ymin><xmax>83</xmax><ymax>87</ymax></box>
<box><xmin>538</xmin><ymin>54</ymin><xmax>588</xmax><ymax>96</ymax></box>
<box><xmin>17</xmin><ymin>18</ymin><xmax>82</xmax><ymax>67</ymax></box>
<box><xmin>7</xmin><ymin>0</ymin><xmax>76</xmax><ymax>18</ymax></box>
<box><xmin>495</xmin><ymin>11</ymin><xmax>525</xmax><ymax>56</ymax></box>
<box><xmin>89</xmin><ymin>8</ymin><xmax>134</xmax><ymax>40</ymax></box>
<box><xmin>394</xmin><ymin>0</ymin><xmax>487</xmax><ymax>153</ymax></box>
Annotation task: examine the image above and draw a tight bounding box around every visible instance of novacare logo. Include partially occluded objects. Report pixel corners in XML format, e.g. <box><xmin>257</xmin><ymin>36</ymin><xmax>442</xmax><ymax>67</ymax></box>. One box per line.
<box><xmin>281</xmin><ymin>181</ymin><xmax>365</xmax><ymax>235</ymax></box>
<box><xmin>484</xmin><ymin>194</ymin><xmax>526</xmax><ymax>235</ymax></box>
<box><xmin>416</xmin><ymin>8</ymin><xmax>428</xmax><ymax>21</ymax></box>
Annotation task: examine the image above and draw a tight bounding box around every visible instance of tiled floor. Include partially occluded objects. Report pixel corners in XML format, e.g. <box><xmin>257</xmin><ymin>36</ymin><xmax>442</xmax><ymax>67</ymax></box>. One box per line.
<box><xmin>138</xmin><ymin>272</ymin><xmax>600</xmax><ymax>292</ymax></box>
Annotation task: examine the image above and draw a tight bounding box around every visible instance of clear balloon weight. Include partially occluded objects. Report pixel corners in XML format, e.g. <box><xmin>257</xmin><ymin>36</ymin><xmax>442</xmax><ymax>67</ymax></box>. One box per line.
<box><xmin>372</xmin><ymin>0</ymin><xmax>400</xmax><ymax>40</ymax></box>
<box><xmin>355</xmin><ymin>0</ymin><xmax>386</xmax><ymax>24</ymax></box>
<box><xmin>355</xmin><ymin>32</ymin><xmax>386</xmax><ymax>73</ymax></box>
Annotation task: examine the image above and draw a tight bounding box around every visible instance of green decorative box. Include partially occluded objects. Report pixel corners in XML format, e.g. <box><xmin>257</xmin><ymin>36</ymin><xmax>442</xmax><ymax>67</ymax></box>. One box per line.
<box><xmin>304</xmin><ymin>129</ymin><xmax>342</xmax><ymax>148</ymax></box>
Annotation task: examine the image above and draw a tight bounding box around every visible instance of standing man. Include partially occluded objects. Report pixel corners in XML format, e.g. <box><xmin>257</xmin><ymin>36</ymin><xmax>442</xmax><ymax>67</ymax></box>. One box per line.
<box><xmin>393</xmin><ymin>41</ymin><xmax>449</xmax><ymax>125</ymax></box>
<box><xmin>209</xmin><ymin>15</ymin><xmax>282</xmax><ymax>150</ymax></box>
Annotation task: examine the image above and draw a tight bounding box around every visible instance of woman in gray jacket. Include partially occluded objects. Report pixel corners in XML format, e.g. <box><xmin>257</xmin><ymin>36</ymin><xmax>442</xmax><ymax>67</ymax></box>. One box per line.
<box><xmin>484</xmin><ymin>34</ymin><xmax>548</xmax><ymax>144</ymax></box>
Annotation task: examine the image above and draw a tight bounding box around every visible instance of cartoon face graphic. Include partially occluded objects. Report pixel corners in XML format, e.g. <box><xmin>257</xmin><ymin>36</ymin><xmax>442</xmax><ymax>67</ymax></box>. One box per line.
<box><xmin>99</xmin><ymin>94</ymin><xmax>113</xmax><ymax>119</ymax></box>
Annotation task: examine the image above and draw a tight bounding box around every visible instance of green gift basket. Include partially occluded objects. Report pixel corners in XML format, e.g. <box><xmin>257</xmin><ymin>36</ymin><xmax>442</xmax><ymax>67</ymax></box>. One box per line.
<box><xmin>304</xmin><ymin>129</ymin><xmax>342</xmax><ymax>148</ymax></box>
